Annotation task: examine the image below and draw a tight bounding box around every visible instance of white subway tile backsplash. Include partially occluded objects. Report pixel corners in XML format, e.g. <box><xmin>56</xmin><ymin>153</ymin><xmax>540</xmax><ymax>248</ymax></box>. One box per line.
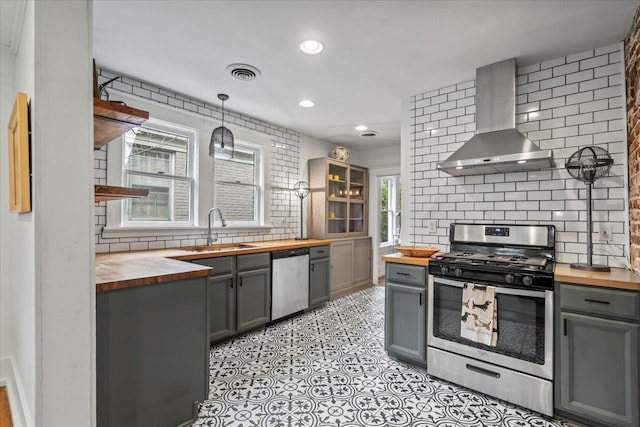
<box><xmin>407</xmin><ymin>44</ymin><xmax>627</xmax><ymax>266</ymax></box>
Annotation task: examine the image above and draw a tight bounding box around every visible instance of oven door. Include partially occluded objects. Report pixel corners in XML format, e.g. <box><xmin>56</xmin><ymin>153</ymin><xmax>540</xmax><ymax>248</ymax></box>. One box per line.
<box><xmin>428</xmin><ymin>275</ymin><xmax>553</xmax><ymax>380</ymax></box>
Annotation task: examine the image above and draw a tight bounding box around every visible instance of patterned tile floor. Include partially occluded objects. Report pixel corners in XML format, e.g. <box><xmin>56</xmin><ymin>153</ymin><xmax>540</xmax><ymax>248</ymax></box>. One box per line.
<box><xmin>194</xmin><ymin>286</ymin><xmax>581</xmax><ymax>427</ymax></box>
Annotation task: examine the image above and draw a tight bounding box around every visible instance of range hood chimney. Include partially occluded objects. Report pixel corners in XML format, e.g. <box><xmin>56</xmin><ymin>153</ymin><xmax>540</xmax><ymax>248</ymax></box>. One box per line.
<box><xmin>437</xmin><ymin>59</ymin><xmax>554</xmax><ymax>176</ymax></box>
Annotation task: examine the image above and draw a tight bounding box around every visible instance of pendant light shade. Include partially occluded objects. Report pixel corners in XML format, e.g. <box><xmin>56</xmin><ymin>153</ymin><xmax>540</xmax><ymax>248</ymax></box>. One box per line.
<box><xmin>209</xmin><ymin>93</ymin><xmax>234</xmax><ymax>159</ymax></box>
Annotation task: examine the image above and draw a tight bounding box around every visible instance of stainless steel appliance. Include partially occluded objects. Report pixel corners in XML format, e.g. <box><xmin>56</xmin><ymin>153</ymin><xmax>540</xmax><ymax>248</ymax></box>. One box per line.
<box><xmin>427</xmin><ymin>223</ymin><xmax>555</xmax><ymax>416</ymax></box>
<box><xmin>271</xmin><ymin>248</ymin><xmax>310</xmax><ymax>321</ymax></box>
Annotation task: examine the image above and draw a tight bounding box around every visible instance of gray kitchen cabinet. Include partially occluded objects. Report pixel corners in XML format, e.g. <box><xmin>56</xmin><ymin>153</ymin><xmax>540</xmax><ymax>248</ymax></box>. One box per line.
<box><xmin>208</xmin><ymin>273</ymin><xmax>236</xmax><ymax>341</ymax></box>
<box><xmin>237</xmin><ymin>267</ymin><xmax>271</xmax><ymax>331</ymax></box>
<box><xmin>192</xmin><ymin>253</ymin><xmax>270</xmax><ymax>343</ymax></box>
<box><xmin>309</xmin><ymin>245</ymin><xmax>330</xmax><ymax>308</ymax></box>
<box><xmin>329</xmin><ymin>237</ymin><xmax>372</xmax><ymax>300</ymax></box>
<box><xmin>97</xmin><ymin>277</ymin><xmax>208</xmax><ymax>427</ymax></box>
<box><xmin>556</xmin><ymin>283</ymin><xmax>640</xmax><ymax>427</ymax></box>
<box><xmin>385</xmin><ymin>263</ymin><xmax>427</xmax><ymax>366</ymax></box>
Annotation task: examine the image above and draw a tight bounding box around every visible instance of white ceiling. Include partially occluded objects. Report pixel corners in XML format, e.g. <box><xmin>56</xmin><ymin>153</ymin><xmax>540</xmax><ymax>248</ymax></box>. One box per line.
<box><xmin>10</xmin><ymin>1</ymin><xmax>640</xmax><ymax>151</ymax></box>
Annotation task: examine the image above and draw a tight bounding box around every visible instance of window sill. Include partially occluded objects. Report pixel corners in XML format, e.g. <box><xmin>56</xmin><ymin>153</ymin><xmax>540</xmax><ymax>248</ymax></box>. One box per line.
<box><xmin>101</xmin><ymin>224</ymin><xmax>274</xmax><ymax>239</ymax></box>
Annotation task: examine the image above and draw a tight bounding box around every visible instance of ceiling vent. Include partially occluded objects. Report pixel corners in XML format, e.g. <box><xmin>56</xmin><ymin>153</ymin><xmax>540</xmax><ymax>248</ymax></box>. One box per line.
<box><xmin>360</xmin><ymin>130</ymin><xmax>378</xmax><ymax>137</ymax></box>
<box><xmin>226</xmin><ymin>63</ymin><xmax>261</xmax><ymax>81</ymax></box>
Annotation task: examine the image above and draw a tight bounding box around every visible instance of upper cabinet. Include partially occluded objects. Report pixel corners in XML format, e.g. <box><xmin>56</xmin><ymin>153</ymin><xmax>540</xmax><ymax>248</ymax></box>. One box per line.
<box><xmin>93</xmin><ymin>98</ymin><xmax>149</xmax><ymax>149</ymax></box>
<box><xmin>308</xmin><ymin>158</ymin><xmax>368</xmax><ymax>239</ymax></box>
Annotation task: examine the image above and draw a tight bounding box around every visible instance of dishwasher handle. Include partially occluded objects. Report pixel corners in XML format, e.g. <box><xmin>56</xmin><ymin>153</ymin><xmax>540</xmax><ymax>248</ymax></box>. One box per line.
<box><xmin>272</xmin><ymin>248</ymin><xmax>310</xmax><ymax>259</ymax></box>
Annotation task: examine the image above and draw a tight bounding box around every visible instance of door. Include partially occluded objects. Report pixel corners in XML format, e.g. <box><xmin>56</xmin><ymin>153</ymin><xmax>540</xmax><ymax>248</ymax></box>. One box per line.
<box><xmin>429</xmin><ymin>276</ymin><xmax>553</xmax><ymax>380</ymax></box>
<box><xmin>309</xmin><ymin>257</ymin><xmax>330</xmax><ymax>307</ymax></box>
<box><xmin>559</xmin><ymin>312</ymin><xmax>639</xmax><ymax>427</ymax></box>
<box><xmin>236</xmin><ymin>268</ymin><xmax>271</xmax><ymax>332</ymax></box>
<box><xmin>353</xmin><ymin>238</ymin><xmax>372</xmax><ymax>285</ymax></box>
<box><xmin>208</xmin><ymin>273</ymin><xmax>236</xmax><ymax>342</ymax></box>
<box><xmin>330</xmin><ymin>240</ymin><xmax>353</xmax><ymax>294</ymax></box>
<box><xmin>385</xmin><ymin>281</ymin><xmax>426</xmax><ymax>364</ymax></box>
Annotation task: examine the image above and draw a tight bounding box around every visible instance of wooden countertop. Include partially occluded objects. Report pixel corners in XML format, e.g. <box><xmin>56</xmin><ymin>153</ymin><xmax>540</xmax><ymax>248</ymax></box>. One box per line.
<box><xmin>382</xmin><ymin>253</ymin><xmax>431</xmax><ymax>266</ymax></box>
<box><xmin>381</xmin><ymin>255</ymin><xmax>640</xmax><ymax>292</ymax></box>
<box><xmin>96</xmin><ymin>239</ymin><xmax>331</xmax><ymax>292</ymax></box>
<box><xmin>555</xmin><ymin>263</ymin><xmax>640</xmax><ymax>291</ymax></box>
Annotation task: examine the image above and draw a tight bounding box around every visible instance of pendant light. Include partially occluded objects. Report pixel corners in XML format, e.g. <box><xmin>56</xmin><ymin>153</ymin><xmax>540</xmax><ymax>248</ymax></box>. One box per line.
<box><xmin>209</xmin><ymin>93</ymin><xmax>234</xmax><ymax>159</ymax></box>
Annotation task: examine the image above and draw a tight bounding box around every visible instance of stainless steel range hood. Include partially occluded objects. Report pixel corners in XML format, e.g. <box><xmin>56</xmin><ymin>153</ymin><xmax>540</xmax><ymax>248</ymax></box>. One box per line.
<box><xmin>437</xmin><ymin>59</ymin><xmax>554</xmax><ymax>176</ymax></box>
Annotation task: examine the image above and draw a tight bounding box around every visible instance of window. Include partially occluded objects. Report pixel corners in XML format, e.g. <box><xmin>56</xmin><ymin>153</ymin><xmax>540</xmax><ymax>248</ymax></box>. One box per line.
<box><xmin>122</xmin><ymin>123</ymin><xmax>195</xmax><ymax>225</ymax></box>
<box><xmin>214</xmin><ymin>141</ymin><xmax>262</xmax><ymax>226</ymax></box>
<box><xmin>380</xmin><ymin>175</ymin><xmax>401</xmax><ymax>246</ymax></box>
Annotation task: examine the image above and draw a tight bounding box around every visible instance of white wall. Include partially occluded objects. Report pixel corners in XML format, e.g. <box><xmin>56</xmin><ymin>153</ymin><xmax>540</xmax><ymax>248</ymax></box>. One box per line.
<box><xmin>402</xmin><ymin>43</ymin><xmax>629</xmax><ymax>268</ymax></box>
<box><xmin>33</xmin><ymin>2</ymin><xmax>95</xmax><ymax>425</ymax></box>
<box><xmin>1</xmin><ymin>1</ymin><xmax>95</xmax><ymax>426</ymax></box>
<box><xmin>0</xmin><ymin>1</ymin><xmax>36</xmax><ymax>425</ymax></box>
<box><xmin>354</xmin><ymin>145</ymin><xmax>401</xmax><ymax>170</ymax></box>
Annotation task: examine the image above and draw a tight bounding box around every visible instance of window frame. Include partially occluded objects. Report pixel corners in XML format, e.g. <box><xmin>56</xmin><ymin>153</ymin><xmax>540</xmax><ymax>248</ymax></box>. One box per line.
<box><xmin>380</xmin><ymin>175</ymin><xmax>401</xmax><ymax>247</ymax></box>
<box><xmin>213</xmin><ymin>140</ymin><xmax>264</xmax><ymax>227</ymax></box>
<box><xmin>111</xmin><ymin>118</ymin><xmax>198</xmax><ymax>228</ymax></box>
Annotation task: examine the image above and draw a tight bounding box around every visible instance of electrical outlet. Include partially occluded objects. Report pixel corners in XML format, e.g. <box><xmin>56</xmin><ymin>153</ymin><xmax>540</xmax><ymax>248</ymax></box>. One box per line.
<box><xmin>599</xmin><ymin>223</ymin><xmax>612</xmax><ymax>241</ymax></box>
<box><xmin>427</xmin><ymin>220</ymin><xmax>437</xmax><ymax>234</ymax></box>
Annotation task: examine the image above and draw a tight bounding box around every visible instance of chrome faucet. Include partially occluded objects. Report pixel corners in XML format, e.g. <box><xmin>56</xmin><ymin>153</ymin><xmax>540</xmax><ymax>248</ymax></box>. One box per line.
<box><xmin>207</xmin><ymin>208</ymin><xmax>227</xmax><ymax>246</ymax></box>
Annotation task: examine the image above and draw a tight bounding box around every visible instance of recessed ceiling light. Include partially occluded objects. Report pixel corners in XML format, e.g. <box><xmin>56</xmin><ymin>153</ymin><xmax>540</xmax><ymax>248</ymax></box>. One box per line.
<box><xmin>300</xmin><ymin>40</ymin><xmax>324</xmax><ymax>54</ymax></box>
<box><xmin>517</xmin><ymin>160</ymin><xmax>527</xmax><ymax>164</ymax></box>
<box><xmin>456</xmin><ymin>166</ymin><xmax>464</xmax><ymax>170</ymax></box>
<box><xmin>299</xmin><ymin>99</ymin><xmax>315</xmax><ymax>108</ymax></box>
<box><xmin>355</xmin><ymin>125</ymin><xmax>368</xmax><ymax>131</ymax></box>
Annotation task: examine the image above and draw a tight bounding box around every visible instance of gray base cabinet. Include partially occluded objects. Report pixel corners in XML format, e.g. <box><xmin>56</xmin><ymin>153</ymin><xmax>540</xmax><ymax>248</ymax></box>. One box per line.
<box><xmin>384</xmin><ymin>263</ymin><xmax>427</xmax><ymax>366</ymax></box>
<box><xmin>556</xmin><ymin>283</ymin><xmax>640</xmax><ymax>427</ymax></box>
<box><xmin>192</xmin><ymin>253</ymin><xmax>270</xmax><ymax>343</ymax></box>
<box><xmin>97</xmin><ymin>277</ymin><xmax>208</xmax><ymax>427</ymax></box>
<box><xmin>309</xmin><ymin>245</ymin><xmax>330</xmax><ymax>307</ymax></box>
<box><xmin>237</xmin><ymin>267</ymin><xmax>271</xmax><ymax>331</ymax></box>
<box><xmin>330</xmin><ymin>237</ymin><xmax>372</xmax><ymax>300</ymax></box>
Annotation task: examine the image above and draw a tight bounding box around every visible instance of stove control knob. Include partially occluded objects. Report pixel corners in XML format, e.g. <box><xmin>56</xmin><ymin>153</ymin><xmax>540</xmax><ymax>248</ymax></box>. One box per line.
<box><xmin>454</xmin><ymin>268</ymin><xmax>463</xmax><ymax>278</ymax></box>
<box><xmin>505</xmin><ymin>273</ymin><xmax>515</xmax><ymax>284</ymax></box>
<box><xmin>440</xmin><ymin>266</ymin><xmax>449</xmax><ymax>275</ymax></box>
<box><xmin>522</xmin><ymin>275</ymin><xmax>533</xmax><ymax>286</ymax></box>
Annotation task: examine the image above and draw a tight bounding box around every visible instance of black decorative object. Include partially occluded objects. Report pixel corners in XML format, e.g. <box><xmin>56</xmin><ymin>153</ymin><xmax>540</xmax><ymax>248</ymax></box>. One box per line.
<box><xmin>565</xmin><ymin>146</ymin><xmax>613</xmax><ymax>272</ymax></box>
<box><xmin>209</xmin><ymin>94</ymin><xmax>234</xmax><ymax>159</ymax></box>
<box><xmin>293</xmin><ymin>181</ymin><xmax>310</xmax><ymax>240</ymax></box>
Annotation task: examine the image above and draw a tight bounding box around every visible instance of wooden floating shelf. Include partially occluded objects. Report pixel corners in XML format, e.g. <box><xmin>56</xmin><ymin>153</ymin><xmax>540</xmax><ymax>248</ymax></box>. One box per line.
<box><xmin>94</xmin><ymin>185</ymin><xmax>149</xmax><ymax>202</ymax></box>
<box><xmin>93</xmin><ymin>98</ymin><xmax>149</xmax><ymax>149</ymax></box>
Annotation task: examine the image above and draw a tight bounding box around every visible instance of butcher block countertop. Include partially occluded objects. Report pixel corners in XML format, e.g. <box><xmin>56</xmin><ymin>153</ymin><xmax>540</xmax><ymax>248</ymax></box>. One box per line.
<box><xmin>381</xmin><ymin>253</ymin><xmax>640</xmax><ymax>292</ymax></box>
<box><xmin>96</xmin><ymin>239</ymin><xmax>331</xmax><ymax>292</ymax></box>
<box><xmin>381</xmin><ymin>253</ymin><xmax>431</xmax><ymax>266</ymax></box>
<box><xmin>555</xmin><ymin>263</ymin><xmax>640</xmax><ymax>291</ymax></box>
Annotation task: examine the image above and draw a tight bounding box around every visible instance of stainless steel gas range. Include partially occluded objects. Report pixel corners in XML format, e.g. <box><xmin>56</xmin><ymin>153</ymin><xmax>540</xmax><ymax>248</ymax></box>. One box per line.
<box><xmin>427</xmin><ymin>223</ymin><xmax>555</xmax><ymax>416</ymax></box>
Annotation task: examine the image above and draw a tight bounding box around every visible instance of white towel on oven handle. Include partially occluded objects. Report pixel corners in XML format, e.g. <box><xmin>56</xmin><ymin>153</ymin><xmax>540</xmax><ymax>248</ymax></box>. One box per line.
<box><xmin>460</xmin><ymin>282</ymin><xmax>497</xmax><ymax>346</ymax></box>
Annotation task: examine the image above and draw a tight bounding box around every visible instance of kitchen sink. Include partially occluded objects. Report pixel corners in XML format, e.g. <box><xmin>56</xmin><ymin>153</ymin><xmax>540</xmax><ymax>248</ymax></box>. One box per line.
<box><xmin>183</xmin><ymin>243</ymin><xmax>257</xmax><ymax>252</ymax></box>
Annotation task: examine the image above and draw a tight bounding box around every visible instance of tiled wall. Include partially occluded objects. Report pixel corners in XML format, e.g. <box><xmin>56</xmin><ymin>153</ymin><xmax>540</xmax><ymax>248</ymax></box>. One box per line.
<box><xmin>408</xmin><ymin>43</ymin><xmax>629</xmax><ymax>267</ymax></box>
<box><xmin>625</xmin><ymin>8</ymin><xmax>640</xmax><ymax>274</ymax></box>
<box><xmin>94</xmin><ymin>68</ymin><xmax>302</xmax><ymax>253</ymax></box>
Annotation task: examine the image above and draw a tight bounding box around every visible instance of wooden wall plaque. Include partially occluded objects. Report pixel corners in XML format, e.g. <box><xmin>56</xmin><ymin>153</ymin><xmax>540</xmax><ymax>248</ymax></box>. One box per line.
<box><xmin>7</xmin><ymin>92</ymin><xmax>31</xmax><ymax>213</ymax></box>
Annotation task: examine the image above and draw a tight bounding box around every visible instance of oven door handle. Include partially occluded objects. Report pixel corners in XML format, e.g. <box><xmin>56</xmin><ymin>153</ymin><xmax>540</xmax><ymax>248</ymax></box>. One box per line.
<box><xmin>433</xmin><ymin>276</ymin><xmax>546</xmax><ymax>298</ymax></box>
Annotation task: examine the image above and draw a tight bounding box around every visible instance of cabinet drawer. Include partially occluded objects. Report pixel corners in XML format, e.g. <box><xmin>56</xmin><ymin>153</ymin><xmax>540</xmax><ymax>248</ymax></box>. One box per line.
<box><xmin>560</xmin><ymin>284</ymin><xmax>640</xmax><ymax>322</ymax></box>
<box><xmin>310</xmin><ymin>245</ymin><xmax>330</xmax><ymax>260</ymax></box>
<box><xmin>237</xmin><ymin>252</ymin><xmax>270</xmax><ymax>271</ymax></box>
<box><xmin>190</xmin><ymin>256</ymin><xmax>234</xmax><ymax>276</ymax></box>
<box><xmin>386</xmin><ymin>263</ymin><xmax>425</xmax><ymax>286</ymax></box>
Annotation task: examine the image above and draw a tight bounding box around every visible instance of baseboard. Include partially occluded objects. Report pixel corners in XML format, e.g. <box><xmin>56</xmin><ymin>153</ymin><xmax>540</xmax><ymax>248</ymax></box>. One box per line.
<box><xmin>330</xmin><ymin>281</ymin><xmax>373</xmax><ymax>300</ymax></box>
<box><xmin>0</xmin><ymin>357</ymin><xmax>32</xmax><ymax>427</ymax></box>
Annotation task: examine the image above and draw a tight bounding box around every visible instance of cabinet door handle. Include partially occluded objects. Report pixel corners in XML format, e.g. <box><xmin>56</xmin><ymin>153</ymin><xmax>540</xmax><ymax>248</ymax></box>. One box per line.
<box><xmin>466</xmin><ymin>364</ymin><xmax>500</xmax><ymax>378</ymax></box>
<box><xmin>317</xmin><ymin>250</ymin><xmax>325</xmax><ymax>254</ymax></box>
<box><xmin>584</xmin><ymin>298</ymin><xmax>610</xmax><ymax>305</ymax></box>
<box><xmin>419</xmin><ymin>293</ymin><xmax>422</xmax><ymax>306</ymax></box>
<box><xmin>397</xmin><ymin>272</ymin><xmax>410</xmax><ymax>276</ymax></box>
<box><xmin>239</xmin><ymin>277</ymin><xmax>243</xmax><ymax>287</ymax></box>
<box><xmin>311</xmin><ymin>264</ymin><xmax>315</xmax><ymax>271</ymax></box>
<box><xmin>563</xmin><ymin>318</ymin><xmax>567</xmax><ymax>336</ymax></box>
<box><xmin>230</xmin><ymin>278</ymin><xmax>233</xmax><ymax>289</ymax></box>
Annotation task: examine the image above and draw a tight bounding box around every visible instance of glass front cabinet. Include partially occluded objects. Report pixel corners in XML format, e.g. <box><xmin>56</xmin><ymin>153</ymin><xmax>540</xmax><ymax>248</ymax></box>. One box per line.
<box><xmin>308</xmin><ymin>158</ymin><xmax>368</xmax><ymax>239</ymax></box>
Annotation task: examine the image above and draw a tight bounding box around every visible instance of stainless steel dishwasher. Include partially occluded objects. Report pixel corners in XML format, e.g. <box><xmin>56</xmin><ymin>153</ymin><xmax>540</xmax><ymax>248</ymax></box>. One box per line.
<box><xmin>271</xmin><ymin>248</ymin><xmax>309</xmax><ymax>321</ymax></box>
